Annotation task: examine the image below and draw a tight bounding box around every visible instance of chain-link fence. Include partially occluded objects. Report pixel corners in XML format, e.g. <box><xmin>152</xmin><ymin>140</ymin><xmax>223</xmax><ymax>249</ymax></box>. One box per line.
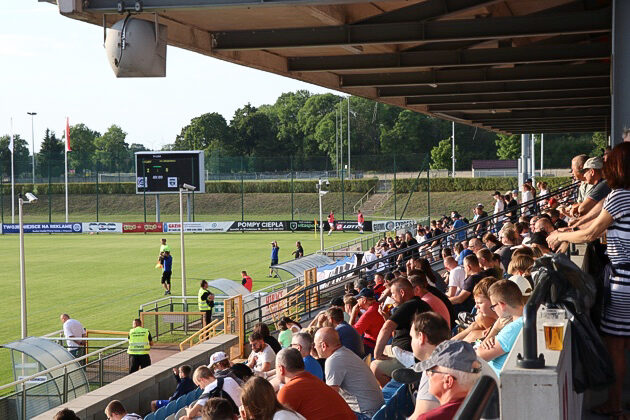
<box><xmin>0</xmin><ymin>153</ymin><xmax>432</xmax><ymax>223</ymax></box>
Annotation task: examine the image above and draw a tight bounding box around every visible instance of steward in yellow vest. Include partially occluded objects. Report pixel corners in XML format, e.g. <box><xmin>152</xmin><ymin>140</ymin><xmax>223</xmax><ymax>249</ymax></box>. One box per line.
<box><xmin>128</xmin><ymin>319</ymin><xmax>153</xmax><ymax>374</ymax></box>
<box><xmin>198</xmin><ymin>280</ymin><xmax>215</xmax><ymax>327</ymax></box>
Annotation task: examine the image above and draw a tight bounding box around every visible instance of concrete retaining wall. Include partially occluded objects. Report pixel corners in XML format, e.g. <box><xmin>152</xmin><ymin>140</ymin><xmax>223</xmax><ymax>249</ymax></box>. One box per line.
<box><xmin>33</xmin><ymin>335</ymin><xmax>238</xmax><ymax>420</ymax></box>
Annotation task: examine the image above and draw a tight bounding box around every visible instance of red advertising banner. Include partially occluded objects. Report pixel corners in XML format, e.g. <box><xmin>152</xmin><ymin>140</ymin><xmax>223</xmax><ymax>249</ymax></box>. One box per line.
<box><xmin>122</xmin><ymin>222</ymin><xmax>164</xmax><ymax>233</ymax></box>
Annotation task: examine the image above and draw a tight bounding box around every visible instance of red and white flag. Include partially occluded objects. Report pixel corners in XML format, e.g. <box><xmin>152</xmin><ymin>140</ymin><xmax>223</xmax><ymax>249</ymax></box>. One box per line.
<box><xmin>65</xmin><ymin>117</ymin><xmax>72</xmax><ymax>152</ymax></box>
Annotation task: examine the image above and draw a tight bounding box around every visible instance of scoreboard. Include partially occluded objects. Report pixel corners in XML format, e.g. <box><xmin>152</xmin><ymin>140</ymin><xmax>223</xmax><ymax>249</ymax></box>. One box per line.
<box><xmin>135</xmin><ymin>151</ymin><xmax>205</xmax><ymax>194</ymax></box>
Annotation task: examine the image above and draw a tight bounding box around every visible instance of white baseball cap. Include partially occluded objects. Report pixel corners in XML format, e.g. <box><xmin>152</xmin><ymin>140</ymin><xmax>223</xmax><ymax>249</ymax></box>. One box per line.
<box><xmin>209</xmin><ymin>351</ymin><xmax>228</xmax><ymax>367</ymax></box>
<box><xmin>509</xmin><ymin>275</ymin><xmax>533</xmax><ymax>296</ymax></box>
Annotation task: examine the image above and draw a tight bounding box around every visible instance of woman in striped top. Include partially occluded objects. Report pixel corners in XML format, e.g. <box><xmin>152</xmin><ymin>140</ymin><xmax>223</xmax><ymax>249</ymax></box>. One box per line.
<box><xmin>547</xmin><ymin>142</ymin><xmax>630</xmax><ymax>419</ymax></box>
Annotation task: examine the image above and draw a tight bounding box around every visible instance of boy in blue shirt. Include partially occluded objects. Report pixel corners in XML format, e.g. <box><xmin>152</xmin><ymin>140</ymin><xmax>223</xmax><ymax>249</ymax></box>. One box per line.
<box><xmin>161</xmin><ymin>251</ymin><xmax>172</xmax><ymax>295</ymax></box>
<box><xmin>476</xmin><ymin>279</ymin><xmax>524</xmax><ymax>376</ymax></box>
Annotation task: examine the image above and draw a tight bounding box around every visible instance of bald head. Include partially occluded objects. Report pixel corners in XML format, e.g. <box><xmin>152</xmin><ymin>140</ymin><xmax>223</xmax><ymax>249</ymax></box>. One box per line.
<box><xmin>444</xmin><ymin>256</ymin><xmax>457</xmax><ymax>270</ymax></box>
<box><xmin>469</xmin><ymin>238</ymin><xmax>483</xmax><ymax>252</ymax></box>
<box><xmin>314</xmin><ymin>327</ymin><xmax>341</xmax><ymax>358</ymax></box>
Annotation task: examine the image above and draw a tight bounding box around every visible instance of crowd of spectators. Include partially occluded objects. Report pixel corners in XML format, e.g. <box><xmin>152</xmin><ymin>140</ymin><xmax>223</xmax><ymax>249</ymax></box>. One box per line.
<box><xmin>54</xmin><ymin>142</ymin><xmax>629</xmax><ymax>420</ymax></box>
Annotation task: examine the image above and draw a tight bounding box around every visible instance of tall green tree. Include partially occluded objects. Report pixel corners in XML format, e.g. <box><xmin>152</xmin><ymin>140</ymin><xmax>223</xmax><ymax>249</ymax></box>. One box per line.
<box><xmin>36</xmin><ymin>129</ymin><xmax>64</xmax><ymax>177</ymax></box>
<box><xmin>430</xmin><ymin>138</ymin><xmax>459</xmax><ymax>170</ymax></box>
<box><xmin>230</xmin><ymin>104</ymin><xmax>279</xmax><ymax>161</ymax></box>
<box><xmin>174</xmin><ymin>112</ymin><xmax>232</xmax><ymax>152</ymax></box>
<box><xmin>0</xmin><ymin>134</ymin><xmax>30</xmax><ymax>178</ymax></box>
<box><xmin>262</xmin><ymin>90</ymin><xmax>311</xmax><ymax>156</ymax></box>
<box><xmin>68</xmin><ymin>123</ymin><xmax>100</xmax><ymax>174</ymax></box>
<box><xmin>591</xmin><ymin>132</ymin><xmax>607</xmax><ymax>157</ymax></box>
<box><xmin>495</xmin><ymin>134</ymin><xmax>520</xmax><ymax>159</ymax></box>
<box><xmin>94</xmin><ymin>125</ymin><xmax>130</xmax><ymax>172</ymax></box>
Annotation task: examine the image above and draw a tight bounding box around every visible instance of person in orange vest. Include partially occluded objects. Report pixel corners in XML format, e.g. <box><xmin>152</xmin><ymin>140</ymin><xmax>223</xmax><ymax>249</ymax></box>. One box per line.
<box><xmin>357</xmin><ymin>210</ymin><xmax>365</xmax><ymax>234</ymax></box>
<box><xmin>241</xmin><ymin>271</ymin><xmax>253</xmax><ymax>292</ymax></box>
<box><xmin>327</xmin><ymin>211</ymin><xmax>335</xmax><ymax>236</ymax></box>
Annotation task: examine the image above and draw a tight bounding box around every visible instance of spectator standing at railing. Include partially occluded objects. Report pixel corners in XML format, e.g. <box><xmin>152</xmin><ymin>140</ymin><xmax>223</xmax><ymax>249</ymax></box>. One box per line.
<box><xmin>473</xmin><ymin>204</ymin><xmax>489</xmax><ymax>236</ymax></box>
<box><xmin>451</xmin><ymin>212</ymin><xmax>467</xmax><ymax>243</ymax></box>
<box><xmin>576</xmin><ymin>157</ymin><xmax>611</xmax><ymax>217</ymax></box>
<box><xmin>60</xmin><ymin>314</ymin><xmax>85</xmax><ymax>358</ymax></box>
<box><xmin>504</xmin><ymin>192</ymin><xmax>519</xmax><ymax>223</ymax></box>
<box><xmin>492</xmin><ymin>191</ymin><xmax>506</xmax><ymax>231</ymax></box>
<box><xmin>571</xmin><ymin>154</ymin><xmax>593</xmax><ymax>205</ymax></box>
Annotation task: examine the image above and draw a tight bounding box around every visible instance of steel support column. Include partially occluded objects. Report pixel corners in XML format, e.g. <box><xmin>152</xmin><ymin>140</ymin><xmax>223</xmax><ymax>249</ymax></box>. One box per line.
<box><xmin>612</xmin><ymin>0</ymin><xmax>630</xmax><ymax>145</ymax></box>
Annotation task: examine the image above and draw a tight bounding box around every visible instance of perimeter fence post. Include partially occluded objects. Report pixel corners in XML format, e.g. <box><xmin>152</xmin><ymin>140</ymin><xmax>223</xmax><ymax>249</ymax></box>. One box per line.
<box><xmin>394</xmin><ymin>153</ymin><xmax>397</xmax><ymax>220</ymax></box>
<box><xmin>291</xmin><ymin>156</ymin><xmax>294</xmax><ymax>222</ymax></box>
<box><xmin>21</xmin><ymin>383</ymin><xmax>26</xmax><ymax>420</ymax></box>
<box><xmin>99</xmin><ymin>352</ymin><xmax>104</xmax><ymax>387</ymax></box>
<box><xmin>95</xmin><ymin>163</ymin><xmax>99</xmax><ymax>222</ymax></box>
<box><xmin>62</xmin><ymin>366</ymin><xmax>68</xmax><ymax>403</ymax></box>
<box><xmin>1</xmin><ymin>170</ymin><xmax>4</xmax><ymax>225</ymax></box>
<box><xmin>48</xmin><ymin>160</ymin><xmax>52</xmax><ymax>223</ymax></box>
<box><xmin>427</xmin><ymin>162</ymin><xmax>431</xmax><ymax>223</ymax></box>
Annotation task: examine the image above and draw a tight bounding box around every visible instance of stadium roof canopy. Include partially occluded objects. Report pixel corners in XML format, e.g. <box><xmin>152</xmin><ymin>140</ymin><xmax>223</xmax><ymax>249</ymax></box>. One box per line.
<box><xmin>52</xmin><ymin>0</ymin><xmax>618</xmax><ymax>135</ymax></box>
<box><xmin>272</xmin><ymin>254</ymin><xmax>334</xmax><ymax>279</ymax></box>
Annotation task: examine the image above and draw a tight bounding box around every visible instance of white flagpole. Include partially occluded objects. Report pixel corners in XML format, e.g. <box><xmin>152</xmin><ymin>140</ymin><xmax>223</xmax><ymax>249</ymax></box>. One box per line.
<box><xmin>64</xmin><ymin>148</ymin><xmax>68</xmax><ymax>222</ymax></box>
<box><xmin>10</xmin><ymin>118</ymin><xmax>15</xmax><ymax>224</ymax></box>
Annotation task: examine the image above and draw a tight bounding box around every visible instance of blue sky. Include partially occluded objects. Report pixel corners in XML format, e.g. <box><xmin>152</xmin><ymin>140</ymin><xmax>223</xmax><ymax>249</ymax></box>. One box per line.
<box><xmin>0</xmin><ymin>2</ymin><xmax>335</xmax><ymax>152</ymax></box>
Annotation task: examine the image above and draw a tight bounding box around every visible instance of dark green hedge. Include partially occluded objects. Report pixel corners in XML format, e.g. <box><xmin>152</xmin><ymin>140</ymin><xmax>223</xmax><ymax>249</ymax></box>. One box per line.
<box><xmin>0</xmin><ymin>176</ymin><xmax>571</xmax><ymax>195</ymax></box>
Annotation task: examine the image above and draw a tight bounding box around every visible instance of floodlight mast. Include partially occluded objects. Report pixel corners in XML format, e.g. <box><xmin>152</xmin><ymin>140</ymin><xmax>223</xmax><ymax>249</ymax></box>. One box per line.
<box><xmin>179</xmin><ymin>184</ymin><xmax>195</xmax><ymax>308</ymax></box>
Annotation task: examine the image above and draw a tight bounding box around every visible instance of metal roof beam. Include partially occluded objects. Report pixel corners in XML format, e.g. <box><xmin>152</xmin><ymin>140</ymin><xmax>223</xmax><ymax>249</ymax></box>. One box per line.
<box><xmin>341</xmin><ymin>62</ymin><xmax>609</xmax><ymax>87</ymax></box>
<box><xmin>377</xmin><ymin>77</ymin><xmax>610</xmax><ymax>98</ymax></box>
<box><xmin>288</xmin><ymin>43</ymin><xmax>610</xmax><ymax>72</ymax></box>
<box><xmin>84</xmin><ymin>0</ymin><xmax>371</xmax><ymax>11</ymax></box>
<box><xmin>405</xmin><ymin>88</ymin><xmax>610</xmax><ymax>106</ymax></box>
<box><xmin>425</xmin><ymin>98</ymin><xmax>610</xmax><ymax>112</ymax></box>
<box><xmin>502</xmin><ymin>127</ymin><xmax>602</xmax><ymax>134</ymax></box>
<box><xmin>358</xmin><ymin>0</ymin><xmax>503</xmax><ymax>25</ymax></box>
<box><xmin>212</xmin><ymin>7</ymin><xmax>610</xmax><ymax>50</ymax></box>
<box><xmin>463</xmin><ymin>108</ymin><xmax>610</xmax><ymax>121</ymax></box>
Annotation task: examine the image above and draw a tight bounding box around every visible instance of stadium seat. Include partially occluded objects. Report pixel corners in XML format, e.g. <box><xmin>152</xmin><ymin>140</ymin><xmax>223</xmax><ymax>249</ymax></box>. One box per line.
<box><xmin>372</xmin><ymin>383</ymin><xmax>414</xmax><ymax>420</ymax></box>
<box><xmin>154</xmin><ymin>406</ymin><xmax>167</xmax><ymax>420</ymax></box>
<box><xmin>164</xmin><ymin>415</ymin><xmax>175</xmax><ymax>420</ymax></box>
<box><xmin>185</xmin><ymin>391</ymin><xmax>197</xmax><ymax>405</ymax></box>
<box><xmin>165</xmin><ymin>400</ymin><xmax>177</xmax><ymax>416</ymax></box>
<box><xmin>175</xmin><ymin>394</ymin><xmax>187</xmax><ymax>411</ymax></box>
<box><xmin>174</xmin><ymin>407</ymin><xmax>187</xmax><ymax>420</ymax></box>
<box><xmin>144</xmin><ymin>413</ymin><xmax>155</xmax><ymax>420</ymax></box>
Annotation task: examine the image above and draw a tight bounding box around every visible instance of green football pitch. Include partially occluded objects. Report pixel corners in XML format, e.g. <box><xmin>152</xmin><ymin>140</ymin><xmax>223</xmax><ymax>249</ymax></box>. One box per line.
<box><xmin>0</xmin><ymin>230</ymin><xmax>362</xmax><ymax>385</ymax></box>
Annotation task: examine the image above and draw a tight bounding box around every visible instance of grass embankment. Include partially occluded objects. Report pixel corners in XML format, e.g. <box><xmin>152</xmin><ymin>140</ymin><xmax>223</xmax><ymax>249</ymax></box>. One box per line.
<box><xmin>0</xmin><ymin>191</ymin><xmax>497</xmax><ymax>223</ymax></box>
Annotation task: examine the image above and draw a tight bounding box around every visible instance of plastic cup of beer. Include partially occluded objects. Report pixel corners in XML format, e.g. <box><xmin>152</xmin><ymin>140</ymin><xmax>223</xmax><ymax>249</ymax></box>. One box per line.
<box><xmin>543</xmin><ymin>308</ymin><xmax>565</xmax><ymax>351</ymax></box>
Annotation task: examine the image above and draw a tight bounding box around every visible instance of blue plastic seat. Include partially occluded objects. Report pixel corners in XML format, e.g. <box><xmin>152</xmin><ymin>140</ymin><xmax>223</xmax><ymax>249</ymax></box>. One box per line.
<box><xmin>165</xmin><ymin>400</ymin><xmax>177</xmax><ymax>416</ymax></box>
<box><xmin>372</xmin><ymin>383</ymin><xmax>414</xmax><ymax>420</ymax></box>
<box><xmin>144</xmin><ymin>413</ymin><xmax>155</xmax><ymax>420</ymax></box>
<box><xmin>154</xmin><ymin>406</ymin><xmax>167</xmax><ymax>420</ymax></box>
<box><xmin>175</xmin><ymin>394</ymin><xmax>187</xmax><ymax>411</ymax></box>
<box><xmin>185</xmin><ymin>390</ymin><xmax>197</xmax><ymax>405</ymax></box>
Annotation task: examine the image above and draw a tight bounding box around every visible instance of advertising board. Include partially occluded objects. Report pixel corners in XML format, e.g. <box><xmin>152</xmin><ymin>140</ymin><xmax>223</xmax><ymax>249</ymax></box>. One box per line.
<box><xmin>228</xmin><ymin>221</ymin><xmax>287</xmax><ymax>231</ymax></box>
<box><xmin>1</xmin><ymin>223</ymin><xmax>82</xmax><ymax>234</ymax></box>
<box><xmin>82</xmin><ymin>222</ymin><xmax>123</xmax><ymax>233</ymax></box>
<box><xmin>371</xmin><ymin>219</ymin><xmax>416</xmax><ymax>232</ymax></box>
<box><xmin>260</xmin><ymin>289</ymin><xmax>287</xmax><ymax>318</ymax></box>
<box><xmin>122</xmin><ymin>222</ymin><xmax>164</xmax><ymax>233</ymax></box>
<box><xmin>163</xmin><ymin>222</ymin><xmax>233</xmax><ymax>233</ymax></box>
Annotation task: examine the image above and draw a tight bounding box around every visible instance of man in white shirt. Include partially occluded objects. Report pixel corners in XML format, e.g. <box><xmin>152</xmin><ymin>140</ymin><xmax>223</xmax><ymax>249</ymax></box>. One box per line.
<box><xmin>247</xmin><ymin>332</ymin><xmax>276</xmax><ymax>374</ymax></box>
<box><xmin>443</xmin><ymin>257</ymin><xmax>466</xmax><ymax>298</ymax></box>
<box><xmin>60</xmin><ymin>314</ymin><xmax>85</xmax><ymax>358</ymax></box>
<box><xmin>492</xmin><ymin>191</ymin><xmax>505</xmax><ymax>232</ymax></box>
<box><xmin>362</xmin><ymin>247</ymin><xmax>378</xmax><ymax>282</ymax></box>
<box><xmin>182</xmin><ymin>366</ymin><xmax>242</xmax><ymax>420</ymax></box>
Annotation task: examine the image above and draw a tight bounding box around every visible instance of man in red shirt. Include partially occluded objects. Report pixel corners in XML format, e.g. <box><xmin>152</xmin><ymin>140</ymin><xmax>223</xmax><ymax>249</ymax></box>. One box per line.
<box><xmin>327</xmin><ymin>211</ymin><xmax>335</xmax><ymax>236</ymax></box>
<box><xmin>241</xmin><ymin>271</ymin><xmax>253</xmax><ymax>292</ymax></box>
<box><xmin>415</xmin><ymin>341</ymin><xmax>481</xmax><ymax>420</ymax></box>
<box><xmin>357</xmin><ymin>210</ymin><xmax>365</xmax><ymax>234</ymax></box>
<box><xmin>350</xmin><ymin>288</ymin><xmax>384</xmax><ymax>355</ymax></box>
<box><xmin>276</xmin><ymin>348</ymin><xmax>355</xmax><ymax>420</ymax></box>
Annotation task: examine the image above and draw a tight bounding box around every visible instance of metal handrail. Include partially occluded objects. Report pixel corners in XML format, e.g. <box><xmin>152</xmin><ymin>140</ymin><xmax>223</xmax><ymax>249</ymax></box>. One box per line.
<box><xmin>454</xmin><ymin>375</ymin><xmax>499</xmax><ymax>420</ymax></box>
<box><xmin>0</xmin><ymin>339</ymin><xmax>127</xmax><ymax>392</ymax></box>
<box><xmin>353</xmin><ymin>186</ymin><xmax>375</xmax><ymax>213</ymax></box>
<box><xmin>179</xmin><ymin>318</ymin><xmax>223</xmax><ymax>351</ymax></box>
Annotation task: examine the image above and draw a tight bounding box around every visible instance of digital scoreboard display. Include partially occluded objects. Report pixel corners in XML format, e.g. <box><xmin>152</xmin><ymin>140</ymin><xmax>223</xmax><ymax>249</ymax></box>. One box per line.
<box><xmin>135</xmin><ymin>151</ymin><xmax>205</xmax><ymax>194</ymax></box>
